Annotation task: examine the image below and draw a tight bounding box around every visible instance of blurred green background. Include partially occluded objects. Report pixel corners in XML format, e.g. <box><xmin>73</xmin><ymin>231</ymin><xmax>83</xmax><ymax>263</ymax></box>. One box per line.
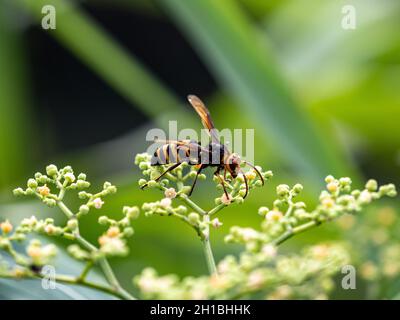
<box><xmin>0</xmin><ymin>0</ymin><xmax>399</xmax><ymax>299</ymax></box>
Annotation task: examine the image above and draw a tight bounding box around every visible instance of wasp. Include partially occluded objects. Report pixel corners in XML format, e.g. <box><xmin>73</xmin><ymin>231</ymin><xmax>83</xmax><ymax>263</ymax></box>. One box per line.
<box><xmin>141</xmin><ymin>95</ymin><xmax>264</xmax><ymax>198</ymax></box>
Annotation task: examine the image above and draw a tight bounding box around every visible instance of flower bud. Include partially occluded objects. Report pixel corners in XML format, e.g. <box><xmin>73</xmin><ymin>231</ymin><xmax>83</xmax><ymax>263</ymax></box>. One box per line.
<box><xmin>64</xmin><ymin>173</ymin><xmax>76</xmax><ymax>183</ymax></box>
<box><xmin>292</xmin><ymin>183</ymin><xmax>303</xmax><ymax>194</ymax></box>
<box><xmin>37</xmin><ymin>185</ymin><xmax>50</xmax><ymax>197</ymax></box>
<box><xmin>175</xmin><ymin>205</ymin><xmax>187</xmax><ymax>215</ymax></box>
<box><xmin>188</xmin><ymin>212</ymin><xmax>200</xmax><ymax>225</ymax></box>
<box><xmin>76</xmin><ymin>180</ymin><xmax>90</xmax><ymax>189</ymax></box>
<box><xmin>147</xmin><ymin>180</ymin><xmax>157</xmax><ymax>188</ymax></box>
<box><xmin>123</xmin><ymin>206</ymin><xmax>140</xmax><ymax>219</ymax></box>
<box><xmin>276</xmin><ymin>184</ymin><xmax>290</xmax><ymax>198</ymax></box>
<box><xmin>325</xmin><ymin>175</ymin><xmax>335</xmax><ymax>183</ymax></box>
<box><xmin>79</xmin><ymin>204</ymin><xmax>90</xmax><ymax>215</ymax></box>
<box><xmin>327</xmin><ymin>181</ymin><xmax>338</xmax><ymax>193</ymax></box>
<box><xmin>13</xmin><ymin>187</ymin><xmax>25</xmax><ymax>196</ymax></box>
<box><xmin>46</xmin><ymin>165</ymin><xmax>58</xmax><ymax>177</ymax></box>
<box><xmin>98</xmin><ymin>216</ymin><xmax>109</xmax><ymax>225</ymax></box>
<box><xmin>138</xmin><ymin>179</ymin><xmax>147</xmax><ymax>187</ymax></box>
<box><xmin>27</xmin><ymin>179</ymin><xmax>38</xmax><ymax>189</ymax></box>
<box><xmin>43</xmin><ymin>198</ymin><xmax>56</xmax><ymax>207</ymax></box>
<box><xmin>258</xmin><ymin>206</ymin><xmax>269</xmax><ymax>216</ymax></box>
<box><xmin>67</xmin><ymin>219</ymin><xmax>78</xmax><ymax>230</ymax></box>
<box><xmin>123</xmin><ymin>227</ymin><xmax>134</xmax><ymax>237</ymax></box>
<box><xmin>160</xmin><ymin>198</ymin><xmax>172</xmax><ymax>208</ymax></box>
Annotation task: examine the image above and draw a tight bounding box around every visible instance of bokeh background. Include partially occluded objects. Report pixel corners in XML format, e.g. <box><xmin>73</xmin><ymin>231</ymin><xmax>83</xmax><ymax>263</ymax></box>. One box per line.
<box><xmin>0</xmin><ymin>0</ymin><xmax>399</xmax><ymax>299</ymax></box>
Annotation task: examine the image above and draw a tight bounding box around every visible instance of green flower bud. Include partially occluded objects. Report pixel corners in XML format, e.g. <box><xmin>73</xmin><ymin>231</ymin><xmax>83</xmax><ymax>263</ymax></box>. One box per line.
<box><xmin>25</xmin><ymin>188</ymin><xmax>35</xmax><ymax>195</ymax></box>
<box><xmin>76</xmin><ymin>180</ymin><xmax>90</xmax><ymax>189</ymax></box>
<box><xmin>79</xmin><ymin>205</ymin><xmax>90</xmax><ymax>215</ymax></box>
<box><xmin>62</xmin><ymin>166</ymin><xmax>73</xmax><ymax>174</ymax></box>
<box><xmin>119</xmin><ymin>217</ymin><xmax>130</xmax><ymax>227</ymax></box>
<box><xmin>67</xmin><ymin>219</ymin><xmax>78</xmax><ymax>230</ymax></box>
<box><xmin>180</xmin><ymin>186</ymin><xmax>192</xmax><ymax>195</ymax></box>
<box><xmin>339</xmin><ymin>177</ymin><xmax>352</xmax><ymax>186</ymax></box>
<box><xmin>325</xmin><ymin>175</ymin><xmax>335</xmax><ymax>183</ymax></box>
<box><xmin>138</xmin><ymin>179</ymin><xmax>147</xmax><ymax>187</ymax></box>
<box><xmin>139</xmin><ymin>162</ymin><xmax>149</xmax><ymax>170</ymax></box>
<box><xmin>254</xmin><ymin>180</ymin><xmax>263</xmax><ymax>187</ymax></box>
<box><xmin>234</xmin><ymin>196</ymin><xmax>244</xmax><ymax>204</ymax></box>
<box><xmin>263</xmin><ymin>170</ymin><xmax>273</xmax><ymax>178</ymax></box>
<box><xmin>103</xmin><ymin>182</ymin><xmax>112</xmax><ymax>189</ymax></box>
<box><xmin>188</xmin><ymin>212</ymin><xmax>200</xmax><ymax>225</ymax></box>
<box><xmin>175</xmin><ymin>205</ymin><xmax>187</xmax><ymax>215</ymax></box>
<box><xmin>46</xmin><ymin>164</ymin><xmax>58</xmax><ymax>177</ymax></box>
<box><xmin>107</xmin><ymin>185</ymin><xmax>117</xmax><ymax>194</ymax></box>
<box><xmin>78</xmin><ymin>191</ymin><xmax>91</xmax><ymax>199</ymax></box>
<box><xmin>276</xmin><ymin>184</ymin><xmax>290</xmax><ymax>198</ymax></box>
<box><xmin>13</xmin><ymin>187</ymin><xmax>25</xmax><ymax>196</ymax></box>
<box><xmin>38</xmin><ymin>175</ymin><xmax>48</xmax><ymax>184</ymax></box>
<box><xmin>292</xmin><ymin>183</ymin><xmax>303</xmax><ymax>194</ymax></box>
<box><xmin>43</xmin><ymin>198</ymin><xmax>56</xmax><ymax>207</ymax></box>
<box><xmin>34</xmin><ymin>172</ymin><xmax>42</xmax><ymax>179</ymax></box>
<box><xmin>64</xmin><ymin>173</ymin><xmax>76</xmax><ymax>183</ymax></box>
<box><xmin>98</xmin><ymin>216</ymin><xmax>109</xmax><ymax>225</ymax></box>
<box><xmin>258</xmin><ymin>206</ymin><xmax>269</xmax><ymax>216</ymax></box>
<box><xmin>124</xmin><ymin>206</ymin><xmax>140</xmax><ymax>220</ymax></box>
<box><xmin>77</xmin><ymin>173</ymin><xmax>87</xmax><ymax>180</ymax></box>
<box><xmin>147</xmin><ymin>180</ymin><xmax>157</xmax><ymax>188</ymax></box>
<box><xmin>123</xmin><ymin>227</ymin><xmax>134</xmax><ymax>237</ymax></box>
<box><xmin>365</xmin><ymin>179</ymin><xmax>378</xmax><ymax>192</ymax></box>
<box><xmin>27</xmin><ymin>179</ymin><xmax>38</xmax><ymax>189</ymax></box>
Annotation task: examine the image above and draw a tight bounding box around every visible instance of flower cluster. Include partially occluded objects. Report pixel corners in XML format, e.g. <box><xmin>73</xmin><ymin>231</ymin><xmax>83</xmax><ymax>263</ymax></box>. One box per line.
<box><xmin>1</xmin><ymin>164</ymin><xmax>138</xmax><ymax>300</ymax></box>
<box><xmin>226</xmin><ymin>176</ymin><xmax>397</xmax><ymax>249</ymax></box>
<box><xmin>134</xmin><ymin>243</ymin><xmax>349</xmax><ymax>299</ymax></box>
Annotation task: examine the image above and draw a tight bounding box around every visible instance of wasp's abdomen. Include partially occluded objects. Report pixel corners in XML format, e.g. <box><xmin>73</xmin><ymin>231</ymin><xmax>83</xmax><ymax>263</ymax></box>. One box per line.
<box><xmin>151</xmin><ymin>142</ymin><xmax>201</xmax><ymax>165</ymax></box>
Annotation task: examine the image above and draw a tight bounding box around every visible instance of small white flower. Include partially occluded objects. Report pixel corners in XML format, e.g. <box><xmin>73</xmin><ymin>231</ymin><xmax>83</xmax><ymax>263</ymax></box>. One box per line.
<box><xmin>221</xmin><ymin>193</ymin><xmax>232</xmax><ymax>205</ymax></box>
<box><xmin>265</xmin><ymin>210</ymin><xmax>283</xmax><ymax>221</ymax></box>
<box><xmin>93</xmin><ymin>197</ymin><xmax>104</xmax><ymax>209</ymax></box>
<box><xmin>262</xmin><ymin>244</ymin><xmax>277</xmax><ymax>258</ymax></box>
<box><xmin>64</xmin><ymin>172</ymin><xmax>76</xmax><ymax>183</ymax></box>
<box><xmin>358</xmin><ymin>190</ymin><xmax>372</xmax><ymax>204</ymax></box>
<box><xmin>160</xmin><ymin>198</ymin><xmax>172</xmax><ymax>208</ymax></box>
<box><xmin>211</xmin><ymin>218</ymin><xmax>223</xmax><ymax>229</ymax></box>
<box><xmin>164</xmin><ymin>188</ymin><xmax>177</xmax><ymax>199</ymax></box>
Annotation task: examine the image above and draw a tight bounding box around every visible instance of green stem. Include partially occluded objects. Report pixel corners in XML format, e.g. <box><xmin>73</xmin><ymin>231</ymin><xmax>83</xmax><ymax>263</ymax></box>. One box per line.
<box><xmin>202</xmin><ymin>214</ymin><xmax>218</xmax><ymax>276</ymax></box>
<box><xmin>272</xmin><ymin>220</ymin><xmax>318</xmax><ymax>246</ymax></box>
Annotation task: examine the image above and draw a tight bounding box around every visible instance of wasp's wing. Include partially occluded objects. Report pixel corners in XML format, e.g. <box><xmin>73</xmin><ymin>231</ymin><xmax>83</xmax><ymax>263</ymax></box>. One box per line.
<box><xmin>187</xmin><ymin>95</ymin><xmax>220</xmax><ymax>143</ymax></box>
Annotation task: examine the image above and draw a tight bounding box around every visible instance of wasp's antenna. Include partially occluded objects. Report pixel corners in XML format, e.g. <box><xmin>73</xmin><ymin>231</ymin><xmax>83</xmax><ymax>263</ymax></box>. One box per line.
<box><xmin>243</xmin><ymin>161</ymin><xmax>264</xmax><ymax>185</ymax></box>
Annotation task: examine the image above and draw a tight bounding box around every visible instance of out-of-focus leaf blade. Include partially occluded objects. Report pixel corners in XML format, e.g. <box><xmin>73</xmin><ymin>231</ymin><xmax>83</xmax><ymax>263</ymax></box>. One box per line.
<box><xmin>159</xmin><ymin>0</ymin><xmax>354</xmax><ymax>184</ymax></box>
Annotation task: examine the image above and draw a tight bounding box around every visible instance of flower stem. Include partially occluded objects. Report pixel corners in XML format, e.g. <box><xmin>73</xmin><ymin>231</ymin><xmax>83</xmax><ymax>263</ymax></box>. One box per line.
<box><xmin>202</xmin><ymin>214</ymin><xmax>218</xmax><ymax>276</ymax></box>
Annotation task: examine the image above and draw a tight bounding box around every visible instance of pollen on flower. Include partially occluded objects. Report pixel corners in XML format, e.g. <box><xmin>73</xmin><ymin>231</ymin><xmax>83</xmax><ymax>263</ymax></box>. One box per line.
<box><xmin>266</xmin><ymin>210</ymin><xmax>283</xmax><ymax>222</ymax></box>
<box><xmin>164</xmin><ymin>188</ymin><xmax>177</xmax><ymax>199</ymax></box>
<box><xmin>93</xmin><ymin>198</ymin><xmax>104</xmax><ymax>209</ymax></box>
<box><xmin>37</xmin><ymin>185</ymin><xmax>50</xmax><ymax>197</ymax></box>
<box><xmin>322</xmin><ymin>197</ymin><xmax>335</xmax><ymax>208</ymax></box>
<box><xmin>107</xmin><ymin>226</ymin><xmax>120</xmax><ymax>238</ymax></box>
<box><xmin>0</xmin><ymin>220</ymin><xmax>13</xmax><ymax>234</ymax></box>
<box><xmin>327</xmin><ymin>181</ymin><xmax>338</xmax><ymax>193</ymax></box>
<box><xmin>245</xmin><ymin>171</ymin><xmax>257</xmax><ymax>180</ymax></box>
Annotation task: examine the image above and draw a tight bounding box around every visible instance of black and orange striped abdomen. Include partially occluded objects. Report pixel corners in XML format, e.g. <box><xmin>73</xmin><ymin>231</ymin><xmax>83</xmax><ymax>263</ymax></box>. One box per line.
<box><xmin>151</xmin><ymin>142</ymin><xmax>201</xmax><ymax>165</ymax></box>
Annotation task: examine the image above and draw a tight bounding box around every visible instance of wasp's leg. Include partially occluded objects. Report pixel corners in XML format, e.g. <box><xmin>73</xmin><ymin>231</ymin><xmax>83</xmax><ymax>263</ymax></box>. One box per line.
<box><xmin>140</xmin><ymin>162</ymin><xmax>182</xmax><ymax>190</ymax></box>
<box><xmin>188</xmin><ymin>164</ymin><xmax>205</xmax><ymax>196</ymax></box>
<box><xmin>214</xmin><ymin>168</ymin><xmax>229</xmax><ymax>199</ymax></box>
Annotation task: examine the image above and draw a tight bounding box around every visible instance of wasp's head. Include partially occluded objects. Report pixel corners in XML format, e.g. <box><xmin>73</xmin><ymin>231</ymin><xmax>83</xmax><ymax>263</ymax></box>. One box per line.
<box><xmin>226</xmin><ymin>153</ymin><xmax>241</xmax><ymax>178</ymax></box>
